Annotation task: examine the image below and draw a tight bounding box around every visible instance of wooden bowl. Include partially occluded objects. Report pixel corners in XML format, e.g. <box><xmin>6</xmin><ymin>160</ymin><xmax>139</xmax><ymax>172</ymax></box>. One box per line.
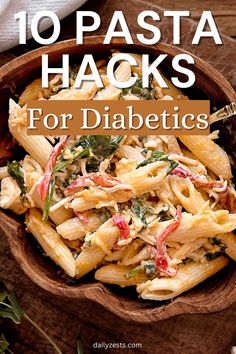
<box><xmin>0</xmin><ymin>36</ymin><xmax>236</xmax><ymax>323</ymax></box>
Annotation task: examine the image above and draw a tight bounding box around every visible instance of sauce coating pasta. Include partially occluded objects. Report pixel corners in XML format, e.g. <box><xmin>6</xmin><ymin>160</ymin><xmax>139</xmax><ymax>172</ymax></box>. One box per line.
<box><xmin>1</xmin><ymin>53</ymin><xmax>235</xmax><ymax>301</ymax></box>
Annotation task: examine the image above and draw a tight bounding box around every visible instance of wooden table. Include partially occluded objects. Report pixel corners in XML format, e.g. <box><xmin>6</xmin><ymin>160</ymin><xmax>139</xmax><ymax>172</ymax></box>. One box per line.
<box><xmin>1</xmin><ymin>1</ymin><xmax>236</xmax><ymax>353</ymax></box>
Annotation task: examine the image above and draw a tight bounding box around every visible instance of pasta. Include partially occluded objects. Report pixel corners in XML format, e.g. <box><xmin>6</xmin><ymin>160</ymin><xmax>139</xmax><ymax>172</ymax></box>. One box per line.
<box><xmin>136</xmin><ymin>256</ymin><xmax>229</xmax><ymax>301</ymax></box>
<box><xmin>1</xmin><ymin>53</ymin><xmax>236</xmax><ymax>301</ymax></box>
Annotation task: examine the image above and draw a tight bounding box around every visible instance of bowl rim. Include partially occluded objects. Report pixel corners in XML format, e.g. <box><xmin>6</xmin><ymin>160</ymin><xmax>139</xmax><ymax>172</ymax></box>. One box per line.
<box><xmin>0</xmin><ymin>36</ymin><xmax>236</xmax><ymax>323</ymax></box>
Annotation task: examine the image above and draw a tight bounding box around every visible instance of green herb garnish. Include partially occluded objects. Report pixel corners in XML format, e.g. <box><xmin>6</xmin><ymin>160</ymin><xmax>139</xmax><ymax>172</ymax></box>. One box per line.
<box><xmin>78</xmin><ymin>135</ymin><xmax>123</xmax><ymax>172</ymax></box>
<box><xmin>131</xmin><ymin>198</ymin><xmax>152</xmax><ymax>231</ymax></box>
<box><xmin>205</xmin><ymin>237</ymin><xmax>227</xmax><ymax>261</ymax></box>
<box><xmin>205</xmin><ymin>252</ymin><xmax>225</xmax><ymax>261</ymax></box>
<box><xmin>158</xmin><ymin>206</ymin><xmax>172</xmax><ymax>221</ymax></box>
<box><xmin>0</xmin><ymin>282</ymin><xmax>63</xmax><ymax>354</ymax></box>
<box><xmin>136</xmin><ymin>150</ymin><xmax>178</xmax><ymax>173</ymax></box>
<box><xmin>43</xmin><ymin>179</ymin><xmax>56</xmax><ymax>220</ymax></box>
<box><xmin>95</xmin><ymin>207</ymin><xmax>112</xmax><ymax>223</ymax></box>
<box><xmin>122</xmin><ymin>76</ymin><xmax>155</xmax><ymax>100</ymax></box>
<box><xmin>136</xmin><ymin>151</ymin><xmax>167</xmax><ymax>168</ymax></box>
<box><xmin>143</xmin><ymin>261</ymin><xmax>156</xmax><ymax>275</ymax></box>
<box><xmin>7</xmin><ymin>161</ymin><xmax>27</xmax><ymax>199</ymax></box>
<box><xmin>79</xmin><ymin>135</ymin><xmax>122</xmax><ymax>159</ymax></box>
<box><xmin>53</xmin><ymin>148</ymin><xmax>90</xmax><ymax>174</ymax></box>
<box><xmin>168</xmin><ymin>160</ymin><xmax>179</xmax><ymax>174</ymax></box>
<box><xmin>125</xmin><ymin>261</ymin><xmax>156</xmax><ymax>278</ymax></box>
<box><xmin>125</xmin><ymin>265</ymin><xmax>143</xmax><ymax>278</ymax></box>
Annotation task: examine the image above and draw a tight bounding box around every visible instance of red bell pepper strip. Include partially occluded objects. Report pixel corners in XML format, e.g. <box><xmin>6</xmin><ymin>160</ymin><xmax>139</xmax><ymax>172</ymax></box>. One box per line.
<box><xmin>218</xmin><ymin>187</ymin><xmax>236</xmax><ymax>213</ymax></box>
<box><xmin>74</xmin><ymin>211</ymin><xmax>89</xmax><ymax>224</ymax></box>
<box><xmin>64</xmin><ymin>172</ymin><xmax>132</xmax><ymax>196</ymax></box>
<box><xmin>112</xmin><ymin>214</ymin><xmax>130</xmax><ymax>240</ymax></box>
<box><xmin>38</xmin><ymin>136</ymin><xmax>67</xmax><ymax>202</ymax></box>
<box><xmin>171</xmin><ymin>165</ymin><xmax>225</xmax><ymax>189</ymax></box>
<box><xmin>155</xmin><ymin>205</ymin><xmax>182</xmax><ymax>276</ymax></box>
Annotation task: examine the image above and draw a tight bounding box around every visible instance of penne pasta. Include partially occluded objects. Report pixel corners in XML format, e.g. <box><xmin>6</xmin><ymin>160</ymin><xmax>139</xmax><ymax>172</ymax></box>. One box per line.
<box><xmin>178</xmin><ymin>136</ymin><xmax>232</xmax><ymax>180</ymax></box>
<box><xmin>146</xmin><ymin>210</ymin><xmax>236</xmax><ymax>245</ymax></box>
<box><xmin>94</xmin><ymin>61</ymin><xmax>131</xmax><ymax>100</ymax></box>
<box><xmin>170</xmin><ymin>176</ymin><xmax>207</xmax><ymax>214</ymax></box>
<box><xmin>218</xmin><ymin>232</ymin><xmax>236</xmax><ymax>261</ymax></box>
<box><xmin>119</xmin><ymin>161</ymin><xmax>169</xmax><ymax>195</ymax></box>
<box><xmin>75</xmin><ymin>218</ymin><xmax>123</xmax><ymax>278</ymax></box>
<box><xmin>0</xmin><ymin>176</ymin><xmax>28</xmax><ymax>214</ymax></box>
<box><xmin>30</xmin><ymin>183</ymin><xmax>73</xmax><ymax>225</ymax></box>
<box><xmin>25</xmin><ymin>208</ymin><xmax>76</xmax><ymax>277</ymax></box>
<box><xmin>9</xmin><ymin>99</ymin><xmax>53</xmax><ymax>168</ymax></box>
<box><xmin>56</xmin><ymin>214</ymin><xmax>102</xmax><ymax>241</ymax></box>
<box><xmin>0</xmin><ymin>166</ymin><xmax>9</xmax><ymax>180</ymax></box>
<box><xmin>95</xmin><ymin>264</ymin><xmax>149</xmax><ymax>287</ymax></box>
<box><xmin>137</xmin><ymin>256</ymin><xmax>229</xmax><ymax>300</ymax></box>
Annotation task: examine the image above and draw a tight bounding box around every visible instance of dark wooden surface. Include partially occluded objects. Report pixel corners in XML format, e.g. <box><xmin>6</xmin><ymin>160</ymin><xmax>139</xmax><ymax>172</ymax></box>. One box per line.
<box><xmin>0</xmin><ymin>0</ymin><xmax>236</xmax><ymax>353</ymax></box>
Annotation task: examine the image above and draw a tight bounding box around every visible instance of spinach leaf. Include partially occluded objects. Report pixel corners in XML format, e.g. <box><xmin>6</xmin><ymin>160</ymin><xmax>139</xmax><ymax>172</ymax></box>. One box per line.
<box><xmin>79</xmin><ymin>135</ymin><xmax>122</xmax><ymax>158</ymax></box>
<box><xmin>53</xmin><ymin>136</ymin><xmax>122</xmax><ymax>174</ymax></box>
<box><xmin>53</xmin><ymin>148</ymin><xmax>90</xmax><ymax>174</ymax></box>
<box><xmin>131</xmin><ymin>198</ymin><xmax>151</xmax><ymax>229</ymax></box>
<box><xmin>205</xmin><ymin>237</ymin><xmax>227</xmax><ymax>261</ymax></box>
<box><xmin>205</xmin><ymin>252</ymin><xmax>225</xmax><ymax>261</ymax></box>
<box><xmin>79</xmin><ymin>135</ymin><xmax>122</xmax><ymax>172</ymax></box>
<box><xmin>7</xmin><ymin>161</ymin><xmax>27</xmax><ymax>198</ymax></box>
<box><xmin>136</xmin><ymin>150</ymin><xmax>179</xmax><ymax>174</ymax></box>
<box><xmin>122</xmin><ymin>76</ymin><xmax>155</xmax><ymax>100</ymax></box>
<box><xmin>136</xmin><ymin>151</ymin><xmax>167</xmax><ymax>168</ymax></box>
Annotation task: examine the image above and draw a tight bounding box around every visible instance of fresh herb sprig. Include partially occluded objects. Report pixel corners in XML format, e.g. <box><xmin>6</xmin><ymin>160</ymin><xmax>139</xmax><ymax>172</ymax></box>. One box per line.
<box><xmin>0</xmin><ymin>282</ymin><xmax>64</xmax><ymax>354</ymax></box>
